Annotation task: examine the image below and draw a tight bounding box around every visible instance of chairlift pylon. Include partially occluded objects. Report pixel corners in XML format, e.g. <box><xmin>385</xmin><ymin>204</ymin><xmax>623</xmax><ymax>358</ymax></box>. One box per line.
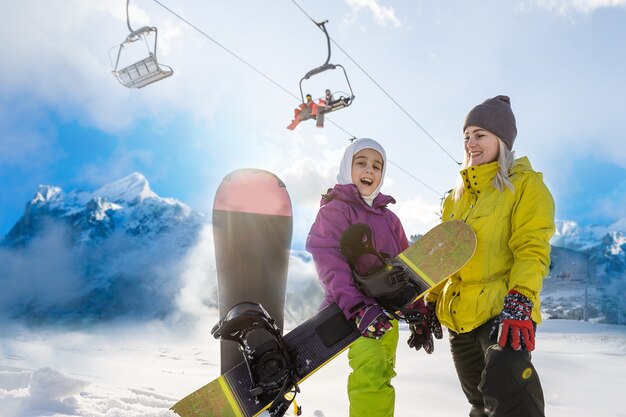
<box><xmin>110</xmin><ymin>0</ymin><xmax>173</xmax><ymax>89</ymax></box>
<box><xmin>298</xmin><ymin>20</ymin><xmax>355</xmax><ymax>112</ymax></box>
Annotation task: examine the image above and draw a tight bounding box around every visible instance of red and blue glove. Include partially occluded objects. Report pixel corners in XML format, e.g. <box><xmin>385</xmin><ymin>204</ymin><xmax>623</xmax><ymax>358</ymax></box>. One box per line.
<box><xmin>490</xmin><ymin>290</ymin><xmax>535</xmax><ymax>351</ymax></box>
<box><xmin>407</xmin><ymin>299</ymin><xmax>443</xmax><ymax>354</ymax></box>
<box><xmin>354</xmin><ymin>305</ymin><xmax>393</xmax><ymax>339</ymax></box>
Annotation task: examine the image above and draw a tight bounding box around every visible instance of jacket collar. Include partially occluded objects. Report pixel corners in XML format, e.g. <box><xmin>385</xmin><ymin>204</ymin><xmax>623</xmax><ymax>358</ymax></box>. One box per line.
<box><xmin>459</xmin><ymin>156</ymin><xmax>533</xmax><ymax>194</ymax></box>
<box><xmin>459</xmin><ymin>161</ymin><xmax>499</xmax><ymax>195</ymax></box>
<box><xmin>321</xmin><ymin>183</ymin><xmax>395</xmax><ymax>211</ymax></box>
<box><xmin>510</xmin><ymin>156</ymin><xmax>532</xmax><ymax>176</ymax></box>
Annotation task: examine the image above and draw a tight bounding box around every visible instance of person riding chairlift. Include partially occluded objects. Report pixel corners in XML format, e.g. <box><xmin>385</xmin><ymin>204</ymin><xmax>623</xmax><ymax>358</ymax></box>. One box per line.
<box><xmin>315</xmin><ymin>89</ymin><xmax>334</xmax><ymax>128</ymax></box>
<box><xmin>287</xmin><ymin>94</ymin><xmax>318</xmax><ymax>130</ymax></box>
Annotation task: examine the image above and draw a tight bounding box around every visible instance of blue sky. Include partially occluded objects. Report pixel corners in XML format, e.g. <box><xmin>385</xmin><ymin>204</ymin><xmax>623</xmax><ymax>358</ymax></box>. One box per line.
<box><xmin>1</xmin><ymin>0</ymin><xmax>625</xmax><ymax>248</ymax></box>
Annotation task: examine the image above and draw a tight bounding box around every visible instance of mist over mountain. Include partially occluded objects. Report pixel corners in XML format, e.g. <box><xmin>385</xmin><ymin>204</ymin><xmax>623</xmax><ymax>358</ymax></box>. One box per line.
<box><xmin>0</xmin><ymin>173</ymin><xmax>209</xmax><ymax>323</ymax></box>
<box><xmin>545</xmin><ymin>220</ymin><xmax>626</xmax><ymax>325</ymax></box>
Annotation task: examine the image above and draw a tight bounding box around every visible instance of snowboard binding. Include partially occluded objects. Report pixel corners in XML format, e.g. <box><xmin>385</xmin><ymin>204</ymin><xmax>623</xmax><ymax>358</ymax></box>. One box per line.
<box><xmin>340</xmin><ymin>223</ymin><xmax>426</xmax><ymax>323</ymax></box>
<box><xmin>212</xmin><ymin>302</ymin><xmax>301</xmax><ymax>416</ymax></box>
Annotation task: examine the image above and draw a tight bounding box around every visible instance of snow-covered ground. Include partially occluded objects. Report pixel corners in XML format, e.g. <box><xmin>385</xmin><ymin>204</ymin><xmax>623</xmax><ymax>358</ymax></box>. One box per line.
<box><xmin>1</xmin><ymin>314</ymin><xmax>624</xmax><ymax>417</ymax></box>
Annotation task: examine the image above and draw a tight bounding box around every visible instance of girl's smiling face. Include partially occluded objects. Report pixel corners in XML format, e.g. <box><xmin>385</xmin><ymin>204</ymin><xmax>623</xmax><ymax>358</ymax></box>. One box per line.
<box><xmin>351</xmin><ymin>148</ymin><xmax>383</xmax><ymax>197</ymax></box>
<box><xmin>464</xmin><ymin>126</ymin><xmax>500</xmax><ymax>166</ymax></box>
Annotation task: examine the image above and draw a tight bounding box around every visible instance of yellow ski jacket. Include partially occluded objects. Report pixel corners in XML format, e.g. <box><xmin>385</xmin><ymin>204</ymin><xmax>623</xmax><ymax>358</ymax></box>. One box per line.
<box><xmin>428</xmin><ymin>157</ymin><xmax>555</xmax><ymax>334</ymax></box>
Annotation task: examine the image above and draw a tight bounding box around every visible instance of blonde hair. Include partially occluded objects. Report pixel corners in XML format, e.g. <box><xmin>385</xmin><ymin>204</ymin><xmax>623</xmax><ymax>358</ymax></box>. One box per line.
<box><xmin>453</xmin><ymin>138</ymin><xmax>515</xmax><ymax>201</ymax></box>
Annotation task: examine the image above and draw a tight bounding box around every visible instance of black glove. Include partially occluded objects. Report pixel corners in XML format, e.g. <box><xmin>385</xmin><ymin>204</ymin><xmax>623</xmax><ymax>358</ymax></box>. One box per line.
<box><xmin>407</xmin><ymin>300</ymin><xmax>442</xmax><ymax>354</ymax></box>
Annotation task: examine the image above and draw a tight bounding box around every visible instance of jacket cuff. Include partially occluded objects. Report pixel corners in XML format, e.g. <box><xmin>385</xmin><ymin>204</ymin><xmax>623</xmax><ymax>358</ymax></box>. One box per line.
<box><xmin>510</xmin><ymin>286</ymin><xmax>536</xmax><ymax>301</ymax></box>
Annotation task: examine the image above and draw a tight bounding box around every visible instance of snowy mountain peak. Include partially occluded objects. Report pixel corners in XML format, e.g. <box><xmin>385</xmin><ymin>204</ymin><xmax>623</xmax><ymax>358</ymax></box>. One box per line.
<box><xmin>1</xmin><ymin>172</ymin><xmax>208</xmax><ymax>322</ymax></box>
<box><xmin>552</xmin><ymin>219</ymin><xmax>626</xmax><ymax>251</ymax></box>
<box><xmin>32</xmin><ymin>185</ymin><xmax>63</xmax><ymax>204</ymax></box>
<box><xmin>554</xmin><ymin>220</ymin><xmax>578</xmax><ymax>236</ymax></box>
<box><xmin>603</xmin><ymin>231</ymin><xmax>626</xmax><ymax>256</ymax></box>
<box><xmin>93</xmin><ymin>172</ymin><xmax>157</xmax><ymax>205</ymax></box>
<box><xmin>3</xmin><ymin>172</ymin><xmax>203</xmax><ymax>250</ymax></box>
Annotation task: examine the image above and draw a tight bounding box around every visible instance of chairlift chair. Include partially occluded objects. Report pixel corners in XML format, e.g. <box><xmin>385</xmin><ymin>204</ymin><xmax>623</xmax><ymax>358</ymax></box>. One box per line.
<box><xmin>110</xmin><ymin>0</ymin><xmax>173</xmax><ymax>89</ymax></box>
<box><xmin>325</xmin><ymin>90</ymin><xmax>353</xmax><ymax>110</ymax></box>
<box><xmin>298</xmin><ymin>20</ymin><xmax>355</xmax><ymax>113</ymax></box>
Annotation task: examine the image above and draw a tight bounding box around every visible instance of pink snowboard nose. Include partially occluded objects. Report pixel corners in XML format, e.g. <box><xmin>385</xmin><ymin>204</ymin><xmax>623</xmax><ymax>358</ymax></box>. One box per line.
<box><xmin>213</xmin><ymin>168</ymin><xmax>292</xmax><ymax>217</ymax></box>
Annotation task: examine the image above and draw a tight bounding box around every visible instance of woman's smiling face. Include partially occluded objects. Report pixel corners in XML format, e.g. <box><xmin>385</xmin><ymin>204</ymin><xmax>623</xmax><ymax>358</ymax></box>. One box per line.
<box><xmin>351</xmin><ymin>148</ymin><xmax>383</xmax><ymax>197</ymax></box>
<box><xmin>464</xmin><ymin>126</ymin><xmax>500</xmax><ymax>166</ymax></box>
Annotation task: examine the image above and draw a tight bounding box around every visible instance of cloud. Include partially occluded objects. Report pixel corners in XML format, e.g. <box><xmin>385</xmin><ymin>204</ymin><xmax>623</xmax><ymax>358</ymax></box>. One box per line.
<box><xmin>286</xmin><ymin>251</ymin><xmax>318</xmax><ymax>291</ymax></box>
<box><xmin>280</xmin><ymin>156</ymin><xmax>336</xmax><ymax>207</ymax></box>
<box><xmin>14</xmin><ymin>367</ymin><xmax>88</xmax><ymax>416</ymax></box>
<box><xmin>590</xmin><ymin>178</ymin><xmax>626</xmax><ymax>224</ymax></box>
<box><xmin>75</xmin><ymin>146</ymin><xmax>155</xmax><ymax>188</ymax></box>
<box><xmin>0</xmin><ymin>221</ymin><xmax>84</xmax><ymax>316</ymax></box>
<box><xmin>0</xmin><ymin>1</ymin><xmax>129</xmax><ymax>130</ymax></box>
<box><xmin>285</xmin><ymin>252</ymin><xmax>324</xmax><ymax>322</ymax></box>
<box><xmin>344</xmin><ymin>0</ymin><xmax>402</xmax><ymax>27</ymax></box>
<box><xmin>395</xmin><ymin>195</ymin><xmax>441</xmax><ymax>237</ymax></box>
<box><xmin>0</xmin><ymin>105</ymin><xmax>60</xmax><ymax>171</ymax></box>
<box><xmin>277</xmin><ymin>140</ymin><xmax>348</xmax><ymax>244</ymax></box>
<box><xmin>531</xmin><ymin>0</ymin><xmax>626</xmax><ymax>14</ymax></box>
<box><xmin>174</xmin><ymin>223</ymin><xmax>217</xmax><ymax>319</ymax></box>
<box><xmin>278</xmin><ymin>138</ymin><xmax>346</xmax><ymax>207</ymax></box>
<box><xmin>0</xmin><ymin>0</ymin><xmax>233</xmax><ymax>134</ymax></box>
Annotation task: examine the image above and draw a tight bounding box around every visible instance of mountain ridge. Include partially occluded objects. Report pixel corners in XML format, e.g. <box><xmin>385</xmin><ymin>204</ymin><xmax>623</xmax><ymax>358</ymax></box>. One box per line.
<box><xmin>545</xmin><ymin>219</ymin><xmax>625</xmax><ymax>325</ymax></box>
<box><xmin>552</xmin><ymin>218</ymin><xmax>626</xmax><ymax>251</ymax></box>
<box><xmin>1</xmin><ymin>174</ymin><xmax>624</xmax><ymax>325</ymax></box>
<box><xmin>0</xmin><ymin>173</ymin><xmax>209</xmax><ymax>323</ymax></box>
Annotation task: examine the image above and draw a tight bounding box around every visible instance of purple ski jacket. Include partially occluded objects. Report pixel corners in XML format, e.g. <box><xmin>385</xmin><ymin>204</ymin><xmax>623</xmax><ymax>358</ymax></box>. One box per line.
<box><xmin>306</xmin><ymin>183</ymin><xmax>408</xmax><ymax>320</ymax></box>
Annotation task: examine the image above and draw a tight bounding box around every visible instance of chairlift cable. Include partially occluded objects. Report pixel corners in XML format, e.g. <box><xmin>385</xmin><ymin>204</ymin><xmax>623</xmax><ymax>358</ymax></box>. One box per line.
<box><xmin>149</xmin><ymin>0</ymin><xmax>443</xmax><ymax>197</ymax></box>
<box><xmin>289</xmin><ymin>0</ymin><xmax>320</xmax><ymax>28</ymax></box>
<box><xmin>151</xmin><ymin>0</ymin><xmax>298</xmax><ymax>101</ymax></box>
<box><xmin>331</xmin><ymin>40</ymin><xmax>460</xmax><ymax>165</ymax></box>
<box><xmin>287</xmin><ymin>1</ymin><xmax>447</xmax><ymax>194</ymax></box>
<box><xmin>325</xmin><ymin>119</ymin><xmax>354</xmax><ymax>139</ymax></box>
<box><xmin>289</xmin><ymin>0</ymin><xmax>461</xmax><ymax>166</ymax></box>
<box><xmin>326</xmin><ymin>119</ymin><xmax>441</xmax><ymax>196</ymax></box>
<box><xmin>387</xmin><ymin>161</ymin><xmax>442</xmax><ymax>196</ymax></box>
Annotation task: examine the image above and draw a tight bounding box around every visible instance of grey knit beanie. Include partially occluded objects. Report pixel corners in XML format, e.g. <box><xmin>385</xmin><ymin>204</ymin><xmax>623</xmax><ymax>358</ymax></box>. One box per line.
<box><xmin>463</xmin><ymin>95</ymin><xmax>517</xmax><ymax>150</ymax></box>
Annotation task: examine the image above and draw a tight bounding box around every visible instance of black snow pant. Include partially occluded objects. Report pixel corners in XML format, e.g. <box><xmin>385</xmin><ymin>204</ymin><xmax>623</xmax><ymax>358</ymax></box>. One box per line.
<box><xmin>448</xmin><ymin>319</ymin><xmax>545</xmax><ymax>417</ymax></box>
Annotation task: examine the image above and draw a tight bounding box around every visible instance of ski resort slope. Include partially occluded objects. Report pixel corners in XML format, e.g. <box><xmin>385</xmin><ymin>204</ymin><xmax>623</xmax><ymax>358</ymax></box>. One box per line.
<box><xmin>0</xmin><ymin>316</ymin><xmax>624</xmax><ymax>417</ymax></box>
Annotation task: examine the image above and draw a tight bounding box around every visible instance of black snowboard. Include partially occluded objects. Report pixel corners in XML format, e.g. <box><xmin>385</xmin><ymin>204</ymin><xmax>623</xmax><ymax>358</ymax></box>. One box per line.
<box><xmin>212</xmin><ymin>168</ymin><xmax>293</xmax><ymax>373</ymax></box>
<box><xmin>171</xmin><ymin>220</ymin><xmax>477</xmax><ymax>417</ymax></box>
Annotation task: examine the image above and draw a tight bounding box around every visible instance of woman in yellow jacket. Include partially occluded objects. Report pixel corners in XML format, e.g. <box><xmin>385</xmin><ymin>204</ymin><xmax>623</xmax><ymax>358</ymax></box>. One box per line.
<box><xmin>421</xmin><ymin>95</ymin><xmax>555</xmax><ymax>417</ymax></box>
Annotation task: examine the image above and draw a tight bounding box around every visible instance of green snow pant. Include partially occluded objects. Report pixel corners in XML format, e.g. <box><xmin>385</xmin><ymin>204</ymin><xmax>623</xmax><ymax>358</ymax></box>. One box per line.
<box><xmin>347</xmin><ymin>320</ymin><xmax>399</xmax><ymax>417</ymax></box>
<box><xmin>449</xmin><ymin>319</ymin><xmax>545</xmax><ymax>417</ymax></box>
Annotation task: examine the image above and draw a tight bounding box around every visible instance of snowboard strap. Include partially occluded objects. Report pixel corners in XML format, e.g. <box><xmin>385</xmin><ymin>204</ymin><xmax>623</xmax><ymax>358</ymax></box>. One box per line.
<box><xmin>339</xmin><ymin>223</ymin><xmax>388</xmax><ymax>267</ymax></box>
<box><xmin>267</xmin><ymin>377</ymin><xmax>301</xmax><ymax>417</ymax></box>
<box><xmin>212</xmin><ymin>302</ymin><xmax>301</xmax><ymax>417</ymax></box>
<box><xmin>340</xmin><ymin>223</ymin><xmax>420</xmax><ymax>318</ymax></box>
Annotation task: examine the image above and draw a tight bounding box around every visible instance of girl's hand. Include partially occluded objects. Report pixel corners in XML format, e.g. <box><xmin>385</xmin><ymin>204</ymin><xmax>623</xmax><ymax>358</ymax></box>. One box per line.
<box><xmin>354</xmin><ymin>305</ymin><xmax>393</xmax><ymax>339</ymax></box>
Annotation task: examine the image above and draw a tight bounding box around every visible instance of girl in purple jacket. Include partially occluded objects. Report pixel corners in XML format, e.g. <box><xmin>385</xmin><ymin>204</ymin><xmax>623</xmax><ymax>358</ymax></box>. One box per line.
<box><xmin>306</xmin><ymin>138</ymin><xmax>408</xmax><ymax>417</ymax></box>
